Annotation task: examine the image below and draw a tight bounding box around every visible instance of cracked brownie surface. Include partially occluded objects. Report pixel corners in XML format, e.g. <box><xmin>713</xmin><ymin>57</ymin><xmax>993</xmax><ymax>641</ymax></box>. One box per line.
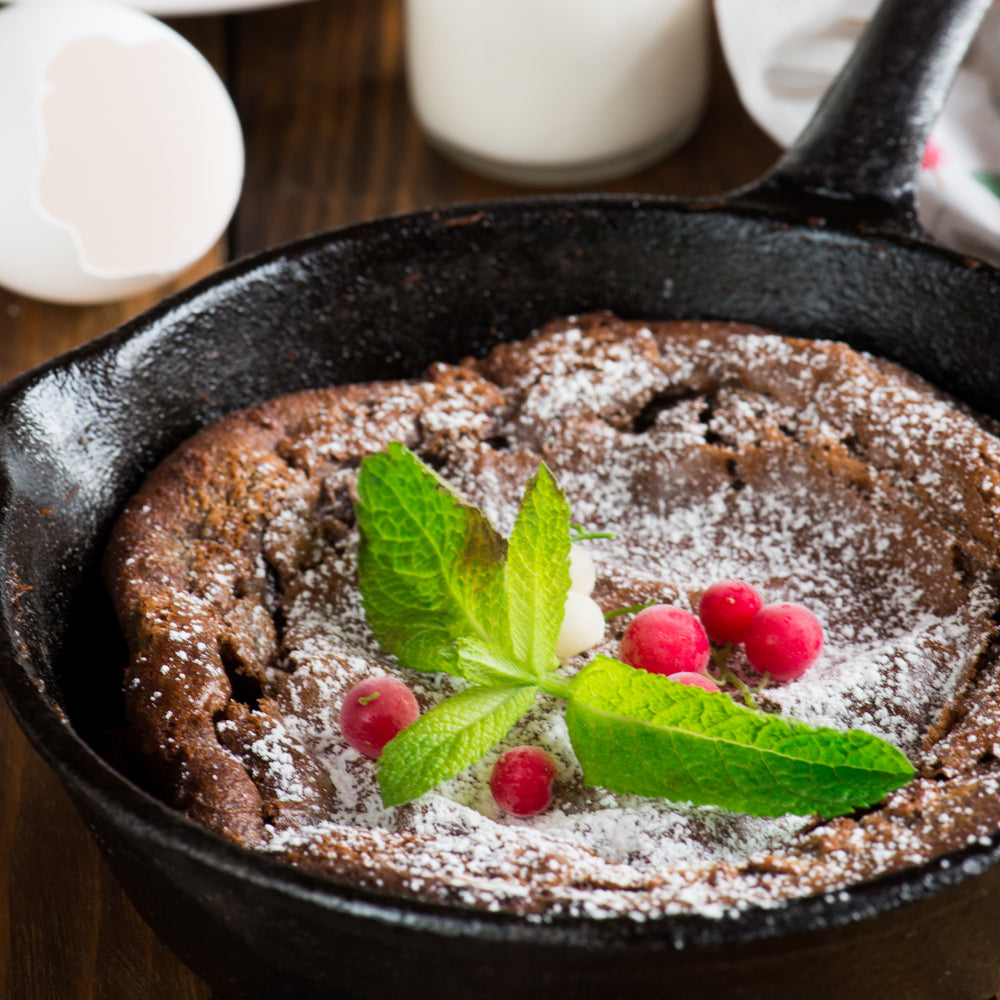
<box><xmin>104</xmin><ymin>312</ymin><xmax>1000</xmax><ymax>919</ymax></box>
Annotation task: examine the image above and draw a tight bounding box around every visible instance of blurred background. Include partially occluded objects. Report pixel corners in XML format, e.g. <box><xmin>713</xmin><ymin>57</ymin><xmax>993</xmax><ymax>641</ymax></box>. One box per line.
<box><xmin>0</xmin><ymin>0</ymin><xmax>780</xmax><ymax>369</ymax></box>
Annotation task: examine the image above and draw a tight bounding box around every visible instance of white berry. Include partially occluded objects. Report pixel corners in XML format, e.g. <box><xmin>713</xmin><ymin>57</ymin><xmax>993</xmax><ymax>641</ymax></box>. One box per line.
<box><xmin>569</xmin><ymin>545</ymin><xmax>596</xmax><ymax>596</ymax></box>
<box><xmin>556</xmin><ymin>591</ymin><xmax>605</xmax><ymax>659</ymax></box>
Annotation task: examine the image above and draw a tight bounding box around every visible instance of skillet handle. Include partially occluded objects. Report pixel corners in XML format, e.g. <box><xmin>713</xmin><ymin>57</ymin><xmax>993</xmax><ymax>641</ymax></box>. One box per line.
<box><xmin>730</xmin><ymin>0</ymin><xmax>992</xmax><ymax>238</ymax></box>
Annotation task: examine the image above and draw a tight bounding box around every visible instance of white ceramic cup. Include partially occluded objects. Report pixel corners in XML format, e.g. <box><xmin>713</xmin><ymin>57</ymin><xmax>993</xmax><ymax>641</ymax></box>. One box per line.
<box><xmin>404</xmin><ymin>0</ymin><xmax>711</xmax><ymax>186</ymax></box>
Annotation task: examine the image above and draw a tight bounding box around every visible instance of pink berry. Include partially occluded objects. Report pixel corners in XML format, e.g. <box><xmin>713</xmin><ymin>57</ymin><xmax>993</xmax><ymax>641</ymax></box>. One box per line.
<box><xmin>339</xmin><ymin>676</ymin><xmax>419</xmax><ymax>758</ymax></box>
<box><xmin>490</xmin><ymin>746</ymin><xmax>557</xmax><ymax>817</ymax></box>
<box><xmin>619</xmin><ymin>605</ymin><xmax>710</xmax><ymax>677</ymax></box>
<box><xmin>669</xmin><ymin>671</ymin><xmax>721</xmax><ymax>693</ymax></box>
<box><xmin>743</xmin><ymin>603</ymin><xmax>823</xmax><ymax>681</ymax></box>
<box><xmin>697</xmin><ymin>578</ymin><xmax>764</xmax><ymax>643</ymax></box>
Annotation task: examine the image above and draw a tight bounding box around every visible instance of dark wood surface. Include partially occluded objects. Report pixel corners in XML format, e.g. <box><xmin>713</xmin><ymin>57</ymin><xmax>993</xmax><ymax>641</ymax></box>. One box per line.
<box><xmin>0</xmin><ymin>1</ymin><xmax>786</xmax><ymax>996</ymax></box>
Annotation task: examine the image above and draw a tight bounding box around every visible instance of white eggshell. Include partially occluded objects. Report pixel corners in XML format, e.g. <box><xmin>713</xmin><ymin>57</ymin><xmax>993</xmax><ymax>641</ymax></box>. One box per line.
<box><xmin>0</xmin><ymin>0</ymin><xmax>244</xmax><ymax>303</ymax></box>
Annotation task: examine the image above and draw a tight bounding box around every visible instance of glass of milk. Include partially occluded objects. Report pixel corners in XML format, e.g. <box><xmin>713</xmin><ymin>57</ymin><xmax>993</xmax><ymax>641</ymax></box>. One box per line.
<box><xmin>403</xmin><ymin>0</ymin><xmax>711</xmax><ymax>186</ymax></box>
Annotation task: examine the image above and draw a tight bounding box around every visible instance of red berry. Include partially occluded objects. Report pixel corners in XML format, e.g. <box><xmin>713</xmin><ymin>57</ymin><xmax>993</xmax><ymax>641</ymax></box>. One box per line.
<box><xmin>697</xmin><ymin>578</ymin><xmax>764</xmax><ymax>643</ymax></box>
<box><xmin>619</xmin><ymin>605</ymin><xmax>710</xmax><ymax>676</ymax></box>
<box><xmin>669</xmin><ymin>671</ymin><xmax>721</xmax><ymax>693</ymax></box>
<box><xmin>743</xmin><ymin>603</ymin><xmax>823</xmax><ymax>681</ymax></box>
<box><xmin>339</xmin><ymin>676</ymin><xmax>419</xmax><ymax>758</ymax></box>
<box><xmin>490</xmin><ymin>746</ymin><xmax>557</xmax><ymax>817</ymax></box>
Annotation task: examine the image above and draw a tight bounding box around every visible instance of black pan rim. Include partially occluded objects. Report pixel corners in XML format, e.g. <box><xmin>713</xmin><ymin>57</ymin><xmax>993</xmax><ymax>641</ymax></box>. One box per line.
<box><xmin>2</xmin><ymin>187</ymin><xmax>991</xmax><ymax>401</ymax></box>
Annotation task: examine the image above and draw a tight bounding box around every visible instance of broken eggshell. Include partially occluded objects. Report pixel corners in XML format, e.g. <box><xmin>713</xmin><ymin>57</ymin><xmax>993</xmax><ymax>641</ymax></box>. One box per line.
<box><xmin>0</xmin><ymin>0</ymin><xmax>243</xmax><ymax>304</ymax></box>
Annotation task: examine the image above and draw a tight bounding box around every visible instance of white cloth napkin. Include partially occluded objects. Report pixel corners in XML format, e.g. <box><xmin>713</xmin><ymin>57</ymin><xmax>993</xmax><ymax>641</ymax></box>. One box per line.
<box><xmin>715</xmin><ymin>0</ymin><xmax>1000</xmax><ymax>263</ymax></box>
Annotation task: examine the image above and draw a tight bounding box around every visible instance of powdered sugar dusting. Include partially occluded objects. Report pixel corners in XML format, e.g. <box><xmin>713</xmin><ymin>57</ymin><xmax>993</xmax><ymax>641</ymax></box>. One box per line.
<box><xmin>111</xmin><ymin>314</ymin><xmax>1000</xmax><ymax>921</ymax></box>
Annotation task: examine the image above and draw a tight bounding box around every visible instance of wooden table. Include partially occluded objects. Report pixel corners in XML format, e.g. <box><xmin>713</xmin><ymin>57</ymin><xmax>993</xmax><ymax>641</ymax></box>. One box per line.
<box><xmin>0</xmin><ymin>2</ymin><xmax>783</xmax><ymax>996</ymax></box>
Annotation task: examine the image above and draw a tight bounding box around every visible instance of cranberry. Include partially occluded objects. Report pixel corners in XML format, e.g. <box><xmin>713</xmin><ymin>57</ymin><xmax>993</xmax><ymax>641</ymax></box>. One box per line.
<box><xmin>669</xmin><ymin>670</ymin><xmax>721</xmax><ymax>693</ymax></box>
<box><xmin>619</xmin><ymin>604</ymin><xmax>710</xmax><ymax>676</ymax></box>
<box><xmin>697</xmin><ymin>578</ymin><xmax>764</xmax><ymax>644</ymax></box>
<box><xmin>490</xmin><ymin>746</ymin><xmax>557</xmax><ymax>817</ymax></box>
<box><xmin>743</xmin><ymin>603</ymin><xmax>824</xmax><ymax>681</ymax></box>
<box><xmin>339</xmin><ymin>676</ymin><xmax>419</xmax><ymax>758</ymax></box>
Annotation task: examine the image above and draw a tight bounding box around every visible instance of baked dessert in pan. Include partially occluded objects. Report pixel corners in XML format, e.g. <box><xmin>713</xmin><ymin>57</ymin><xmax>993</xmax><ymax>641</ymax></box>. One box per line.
<box><xmin>104</xmin><ymin>311</ymin><xmax>1000</xmax><ymax>920</ymax></box>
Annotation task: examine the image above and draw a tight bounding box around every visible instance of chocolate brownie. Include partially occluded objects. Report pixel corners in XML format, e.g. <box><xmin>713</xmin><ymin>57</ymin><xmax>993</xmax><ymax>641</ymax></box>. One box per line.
<box><xmin>103</xmin><ymin>312</ymin><xmax>1000</xmax><ymax>919</ymax></box>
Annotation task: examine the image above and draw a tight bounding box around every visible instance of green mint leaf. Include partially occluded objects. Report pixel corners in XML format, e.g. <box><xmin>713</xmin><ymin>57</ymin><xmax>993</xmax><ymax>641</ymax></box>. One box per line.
<box><xmin>356</xmin><ymin>442</ymin><xmax>509</xmax><ymax>678</ymax></box>
<box><xmin>565</xmin><ymin>656</ymin><xmax>914</xmax><ymax>818</ymax></box>
<box><xmin>378</xmin><ymin>684</ymin><xmax>538</xmax><ymax>806</ymax></box>
<box><xmin>506</xmin><ymin>463</ymin><xmax>571</xmax><ymax>675</ymax></box>
<box><xmin>451</xmin><ymin>636</ymin><xmax>539</xmax><ymax>687</ymax></box>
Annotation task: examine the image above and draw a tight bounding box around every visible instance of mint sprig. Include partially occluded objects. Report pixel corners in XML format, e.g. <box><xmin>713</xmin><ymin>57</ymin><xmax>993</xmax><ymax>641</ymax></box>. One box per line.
<box><xmin>354</xmin><ymin>443</ymin><xmax>915</xmax><ymax>817</ymax></box>
<box><xmin>355</xmin><ymin>442</ymin><xmax>511</xmax><ymax>680</ymax></box>
<box><xmin>379</xmin><ymin>685</ymin><xmax>538</xmax><ymax>807</ymax></box>
<box><xmin>506</xmin><ymin>460</ymin><xmax>571</xmax><ymax>673</ymax></box>
<box><xmin>567</xmin><ymin>656</ymin><xmax>913</xmax><ymax>817</ymax></box>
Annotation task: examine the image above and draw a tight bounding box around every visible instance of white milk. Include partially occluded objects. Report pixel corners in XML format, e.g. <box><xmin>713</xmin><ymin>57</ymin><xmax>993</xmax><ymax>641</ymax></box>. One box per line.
<box><xmin>404</xmin><ymin>0</ymin><xmax>711</xmax><ymax>185</ymax></box>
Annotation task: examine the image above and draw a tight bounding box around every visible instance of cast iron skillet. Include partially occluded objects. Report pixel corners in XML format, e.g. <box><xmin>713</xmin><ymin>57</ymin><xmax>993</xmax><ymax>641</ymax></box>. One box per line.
<box><xmin>2</xmin><ymin>0</ymin><xmax>1000</xmax><ymax>997</ymax></box>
